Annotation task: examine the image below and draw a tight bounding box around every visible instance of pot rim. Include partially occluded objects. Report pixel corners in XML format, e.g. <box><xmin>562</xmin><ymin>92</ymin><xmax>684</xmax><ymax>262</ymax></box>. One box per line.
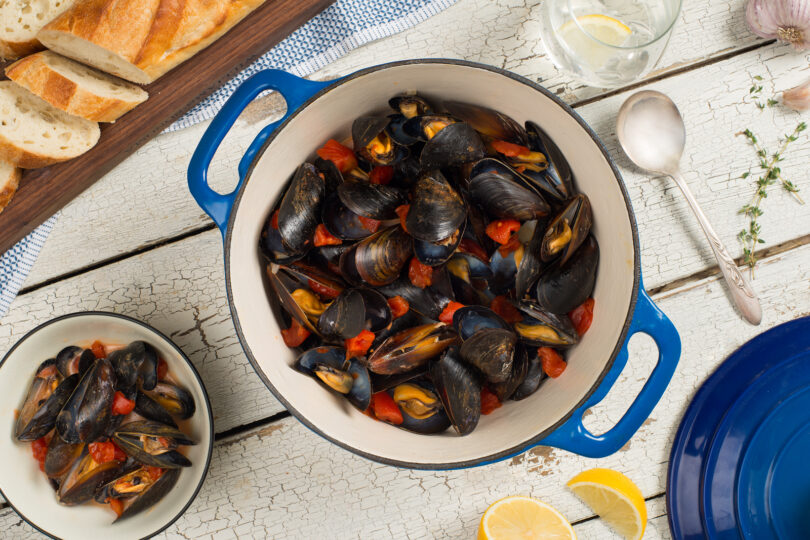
<box><xmin>224</xmin><ymin>58</ymin><xmax>641</xmax><ymax>469</ymax></box>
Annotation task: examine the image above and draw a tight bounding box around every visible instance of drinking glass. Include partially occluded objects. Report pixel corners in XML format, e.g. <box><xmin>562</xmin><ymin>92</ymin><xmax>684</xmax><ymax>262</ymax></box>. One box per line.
<box><xmin>538</xmin><ymin>0</ymin><xmax>682</xmax><ymax>88</ymax></box>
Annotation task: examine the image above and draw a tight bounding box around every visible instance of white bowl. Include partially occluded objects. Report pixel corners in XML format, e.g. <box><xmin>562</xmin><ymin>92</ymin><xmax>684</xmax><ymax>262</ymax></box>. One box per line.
<box><xmin>0</xmin><ymin>312</ymin><xmax>213</xmax><ymax>540</ymax></box>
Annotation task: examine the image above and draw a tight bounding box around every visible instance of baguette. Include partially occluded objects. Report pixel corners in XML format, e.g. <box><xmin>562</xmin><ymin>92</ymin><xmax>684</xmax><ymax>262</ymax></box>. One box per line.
<box><xmin>0</xmin><ymin>81</ymin><xmax>100</xmax><ymax>168</ymax></box>
<box><xmin>6</xmin><ymin>51</ymin><xmax>149</xmax><ymax>122</ymax></box>
<box><xmin>0</xmin><ymin>160</ymin><xmax>21</xmax><ymax>214</ymax></box>
<box><xmin>0</xmin><ymin>0</ymin><xmax>75</xmax><ymax>60</ymax></box>
<box><xmin>37</xmin><ymin>0</ymin><xmax>266</xmax><ymax>85</ymax></box>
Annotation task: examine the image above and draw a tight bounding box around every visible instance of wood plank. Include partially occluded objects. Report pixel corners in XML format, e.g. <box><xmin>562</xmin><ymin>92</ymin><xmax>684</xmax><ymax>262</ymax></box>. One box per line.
<box><xmin>0</xmin><ymin>0</ymin><xmax>335</xmax><ymax>254</ymax></box>
<box><xmin>1</xmin><ymin>230</ymin><xmax>808</xmax><ymax>538</ymax></box>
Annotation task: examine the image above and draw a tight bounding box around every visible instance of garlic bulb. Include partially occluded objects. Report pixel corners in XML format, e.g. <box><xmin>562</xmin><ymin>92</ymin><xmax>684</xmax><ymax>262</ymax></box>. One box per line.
<box><xmin>783</xmin><ymin>79</ymin><xmax>810</xmax><ymax>110</ymax></box>
<box><xmin>747</xmin><ymin>0</ymin><xmax>810</xmax><ymax>50</ymax></box>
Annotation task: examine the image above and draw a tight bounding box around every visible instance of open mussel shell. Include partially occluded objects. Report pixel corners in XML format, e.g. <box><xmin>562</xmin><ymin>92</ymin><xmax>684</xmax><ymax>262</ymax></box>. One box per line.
<box><xmin>56</xmin><ymin>346</ymin><xmax>94</xmax><ymax>378</ymax></box>
<box><xmin>452</xmin><ymin>306</ymin><xmax>511</xmax><ymax>340</ymax></box>
<box><xmin>515</xmin><ymin>300</ymin><xmax>579</xmax><ymax>348</ymax></box>
<box><xmin>113</xmin><ymin>421</ymin><xmax>195</xmax><ymax>468</ymax></box>
<box><xmin>135</xmin><ymin>391</ymin><xmax>177</xmax><ymax>427</ymax></box>
<box><xmin>357</xmin><ymin>287</ymin><xmax>392</xmax><ymax>332</ymax></box>
<box><xmin>468</xmin><ymin>171</ymin><xmax>550</xmax><ymax>220</ymax></box>
<box><xmin>402</xmin><ymin>113</ymin><xmax>456</xmax><ymax>141</ymax></box>
<box><xmin>392</xmin><ymin>381</ymin><xmax>451</xmax><ymax>434</ymax></box>
<box><xmin>295</xmin><ymin>346</ymin><xmax>371</xmax><ymax>410</ymax></box>
<box><xmin>108</xmin><ymin>341</ymin><xmax>158</xmax><ymax>391</ymax></box>
<box><xmin>459</xmin><ymin>327</ymin><xmax>516</xmax><ymax>384</ymax></box>
<box><xmin>44</xmin><ymin>437</ymin><xmax>84</xmax><ymax>479</ymax></box>
<box><xmin>541</xmin><ymin>194</ymin><xmax>592</xmax><ymax>265</ymax></box>
<box><xmin>111</xmin><ymin>468</ymin><xmax>181</xmax><ymax>522</ymax></box>
<box><xmin>352</xmin><ymin>116</ymin><xmax>407</xmax><ymax>166</ymax></box>
<box><xmin>446</xmin><ymin>256</ymin><xmax>491</xmax><ymax>306</ymax></box>
<box><xmin>322</xmin><ymin>191</ymin><xmax>374</xmax><ymax>241</ymax></box>
<box><xmin>379</xmin><ymin>278</ymin><xmax>451</xmax><ymax>321</ymax></box>
<box><xmin>430</xmin><ymin>346</ymin><xmax>480</xmax><ymax>436</ymax></box>
<box><xmin>260</xmin><ymin>210</ymin><xmax>303</xmax><ymax>265</ymax></box>
<box><xmin>284</xmin><ymin>260</ymin><xmax>346</xmax><ymax>297</ymax></box>
<box><xmin>420</xmin><ymin>122</ymin><xmax>486</xmax><ymax>170</ymax></box>
<box><xmin>490</xmin><ymin>343</ymin><xmax>529</xmax><ymax>401</ymax></box>
<box><xmin>526</xmin><ymin>121</ymin><xmax>574</xmax><ymax>200</ymax></box>
<box><xmin>354</xmin><ymin>226</ymin><xmax>413</xmax><ymax>287</ymax></box>
<box><xmin>267</xmin><ymin>267</ymin><xmax>321</xmax><ymax>335</ymax></box>
<box><xmin>313</xmin><ymin>157</ymin><xmax>343</xmax><ymax>192</ymax></box>
<box><xmin>387</xmin><ymin>114</ymin><xmax>422</xmax><ymax>147</ymax></box>
<box><xmin>406</xmin><ymin>171</ymin><xmax>467</xmax><ymax>243</ymax></box>
<box><xmin>414</xmin><ymin>228</ymin><xmax>463</xmax><ymax>267</ymax></box>
<box><xmin>367</xmin><ymin>323</ymin><xmax>458</xmax><ymax>375</ymax></box>
<box><xmin>15</xmin><ymin>360</ymin><xmax>77</xmax><ymax>441</ymax></box>
<box><xmin>443</xmin><ymin>101</ymin><xmax>528</xmax><ymax>145</ymax></box>
<box><xmin>512</xmin><ymin>348</ymin><xmax>546</xmax><ymax>401</ymax></box>
<box><xmin>142</xmin><ymin>382</ymin><xmax>196</xmax><ymax>421</ymax></box>
<box><xmin>277</xmin><ymin>163</ymin><xmax>325</xmax><ymax>254</ymax></box>
<box><xmin>488</xmin><ymin>243</ymin><xmax>522</xmax><ymax>295</ymax></box>
<box><xmin>515</xmin><ymin>220</ymin><xmax>544</xmax><ymax>300</ymax></box>
<box><xmin>58</xmin><ymin>447</ymin><xmax>123</xmax><ymax>506</ymax></box>
<box><xmin>389</xmin><ymin>94</ymin><xmax>433</xmax><ymax>119</ymax></box>
<box><xmin>535</xmin><ymin>234</ymin><xmax>599</xmax><ymax>314</ymax></box>
<box><xmin>56</xmin><ymin>358</ymin><xmax>116</xmax><ymax>444</ymax></box>
<box><xmin>337</xmin><ymin>179</ymin><xmax>407</xmax><ymax>220</ymax></box>
<box><xmin>318</xmin><ymin>289</ymin><xmax>366</xmax><ymax>340</ymax></box>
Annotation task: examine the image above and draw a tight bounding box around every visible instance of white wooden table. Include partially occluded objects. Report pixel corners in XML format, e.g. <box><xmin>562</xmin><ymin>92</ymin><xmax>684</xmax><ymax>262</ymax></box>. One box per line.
<box><xmin>2</xmin><ymin>0</ymin><xmax>810</xmax><ymax>537</ymax></box>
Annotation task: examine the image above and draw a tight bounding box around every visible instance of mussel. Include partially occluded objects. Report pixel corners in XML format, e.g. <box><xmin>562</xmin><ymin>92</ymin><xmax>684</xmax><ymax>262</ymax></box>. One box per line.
<box><xmin>535</xmin><ymin>234</ymin><xmax>599</xmax><ymax>314</ymax></box>
<box><xmin>511</xmin><ymin>349</ymin><xmax>546</xmax><ymax>401</ymax></box>
<box><xmin>468</xmin><ymin>169</ymin><xmax>550</xmax><ymax>220</ymax></box>
<box><xmin>107</xmin><ymin>341</ymin><xmax>158</xmax><ymax>391</ymax></box>
<box><xmin>16</xmin><ymin>361</ymin><xmax>79</xmax><ymax>441</ymax></box>
<box><xmin>515</xmin><ymin>300</ymin><xmax>579</xmax><ymax>348</ymax></box>
<box><xmin>353</xmin><ymin>226</ymin><xmax>412</xmax><ymax>286</ymax></box>
<box><xmin>352</xmin><ymin>116</ymin><xmax>407</xmax><ymax>166</ymax></box>
<box><xmin>389</xmin><ymin>95</ymin><xmax>432</xmax><ymax>119</ymax></box>
<box><xmin>525</xmin><ymin>121</ymin><xmax>574</xmax><ymax>201</ymax></box>
<box><xmin>112</xmin><ymin>421</ymin><xmax>195</xmax><ymax>468</ymax></box>
<box><xmin>430</xmin><ymin>346</ymin><xmax>480</xmax><ymax>436</ymax></box>
<box><xmin>318</xmin><ymin>288</ymin><xmax>366</xmax><ymax>340</ymax></box>
<box><xmin>452</xmin><ymin>306</ymin><xmax>511</xmax><ymax>340</ymax></box>
<box><xmin>459</xmin><ymin>328</ymin><xmax>516</xmax><ymax>384</ymax></box>
<box><xmin>367</xmin><ymin>323</ymin><xmax>458</xmax><ymax>375</ymax></box>
<box><xmin>56</xmin><ymin>358</ymin><xmax>116</xmax><ymax>444</ymax></box>
<box><xmin>419</xmin><ymin>122</ymin><xmax>486</xmax><ymax>170</ymax></box>
<box><xmin>393</xmin><ymin>381</ymin><xmax>451</xmax><ymax>434</ymax></box>
<box><xmin>58</xmin><ymin>448</ymin><xmax>123</xmax><ymax>505</ymax></box>
<box><xmin>337</xmin><ymin>179</ymin><xmax>407</xmax><ymax>221</ymax></box>
<box><xmin>490</xmin><ymin>343</ymin><xmax>529</xmax><ymax>401</ymax></box>
<box><xmin>443</xmin><ymin>101</ymin><xmax>528</xmax><ymax>145</ymax></box>
<box><xmin>96</xmin><ymin>467</ymin><xmax>181</xmax><ymax>521</ymax></box>
<box><xmin>540</xmin><ymin>194</ymin><xmax>592</xmax><ymax>264</ymax></box>
<box><xmin>295</xmin><ymin>346</ymin><xmax>371</xmax><ymax>410</ymax></box>
<box><xmin>56</xmin><ymin>346</ymin><xmax>94</xmax><ymax>378</ymax></box>
<box><xmin>140</xmin><ymin>382</ymin><xmax>196</xmax><ymax>421</ymax></box>
<box><xmin>406</xmin><ymin>171</ymin><xmax>467</xmax><ymax>243</ymax></box>
<box><xmin>277</xmin><ymin>163</ymin><xmax>326</xmax><ymax>255</ymax></box>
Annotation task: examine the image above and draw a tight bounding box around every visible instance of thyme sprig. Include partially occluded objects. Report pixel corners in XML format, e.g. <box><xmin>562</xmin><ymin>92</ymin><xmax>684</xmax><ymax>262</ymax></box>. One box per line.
<box><xmin>736</xmin><ymin>122</ymin><xmax>806</xmax><ymax>276</ymax></box>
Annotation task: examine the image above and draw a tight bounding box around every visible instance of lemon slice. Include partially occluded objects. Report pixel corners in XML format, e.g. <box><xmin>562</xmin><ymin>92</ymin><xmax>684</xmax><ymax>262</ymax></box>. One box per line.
<box><xmin>556</xmin><ymin>14</ymin><xmax>632</xmax><ymax>69</ymax></box>
<box><xmin>567</xmin><ymin>469</ymin><xmax>647</xmax><ymax>540</ymax></box>
<box><xmin>477</xmin><ymin>496</ymin><xmax>576</xmax><ymax>540</ymax></box>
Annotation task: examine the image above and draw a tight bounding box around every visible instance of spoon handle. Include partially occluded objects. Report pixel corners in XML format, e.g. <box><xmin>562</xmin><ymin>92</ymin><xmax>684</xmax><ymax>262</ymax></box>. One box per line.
<box><xmin>669</xmin><ymin>171</ymin><xmax>762</xmax><ymax>325</ymax></box>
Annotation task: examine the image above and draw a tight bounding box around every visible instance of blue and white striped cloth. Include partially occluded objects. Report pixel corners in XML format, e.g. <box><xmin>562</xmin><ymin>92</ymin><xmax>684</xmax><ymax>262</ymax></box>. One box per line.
<box><xmin>0</xmin><ymin>0</ymin><xmax>458</xmax><ymax>318</ymax></box>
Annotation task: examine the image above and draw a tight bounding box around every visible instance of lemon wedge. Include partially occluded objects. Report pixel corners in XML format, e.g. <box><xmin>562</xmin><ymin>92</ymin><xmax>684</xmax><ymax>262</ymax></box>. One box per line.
<box><xmin>556</xmin><ymin>14</ymin><xmax>632</xmax><ymax>69</ymax></box>
<box><xmin>567</xmin><ymin>468</ymin><xmax>647</xmax><ymax>540</ymax></box>
<box><xmin>477</xmin><ymin>495</ymin><xmax>576</xmax><ymax>540</ymax></box>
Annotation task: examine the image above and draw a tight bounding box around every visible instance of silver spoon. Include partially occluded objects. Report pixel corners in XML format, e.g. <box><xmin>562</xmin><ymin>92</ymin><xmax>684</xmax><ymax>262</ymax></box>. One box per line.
<box><xmin>616</xmin><ymin>90</ymin><xmax>762</xmax><ymax>325</ymax></box>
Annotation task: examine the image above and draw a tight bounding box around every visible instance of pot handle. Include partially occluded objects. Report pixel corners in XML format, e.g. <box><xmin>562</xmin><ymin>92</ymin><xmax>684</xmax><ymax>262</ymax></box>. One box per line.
<box><xmin>538</xmin><ymin>285</ymin><xmax>681</xmax><ymax>458</ymax></box>
<box><xmin>188</xmin><ymin>70</ymin><xmax>333</xmax><ymax>233</ymax></box>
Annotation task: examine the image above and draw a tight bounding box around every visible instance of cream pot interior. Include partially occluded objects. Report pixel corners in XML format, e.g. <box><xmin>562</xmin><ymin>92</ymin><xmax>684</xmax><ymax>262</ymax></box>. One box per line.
<box><xmin>0</xmin><ymin>313</ymin><xmax>213</xmax><ymax>539</ymax></box>
<box><xmin>227</xmin><ymin>61</ymin><xmax>638</xmax><ymax>467</ymax></box>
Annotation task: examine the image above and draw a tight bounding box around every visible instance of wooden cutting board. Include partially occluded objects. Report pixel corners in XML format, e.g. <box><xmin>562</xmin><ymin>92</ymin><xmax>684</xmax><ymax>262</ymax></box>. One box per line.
<box><xmin>0</xmin><ymin>0</ymin><xmax>335</xmax><ymax>254</ymax></box>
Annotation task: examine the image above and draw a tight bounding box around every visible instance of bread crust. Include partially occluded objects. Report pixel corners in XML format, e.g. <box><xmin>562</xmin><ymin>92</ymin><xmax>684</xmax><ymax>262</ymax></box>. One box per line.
<box><xmin>0</xmin><ymin>39</ymin><xmax>45</xmax><ymax>61</ymax></box>
<box><xmin>6</xmin><ymin>52</ymin><xmax>148</xmax><ymax>122</ymax></box>
<box><xmin>38</xmin><ymin>0</ymin><xmax>266</xmax><ymax>84</ymax></box>
<box><xmin>0</xmin><ymin>165</ymin><xmax>22</xmax><ymax>214</ymax></box>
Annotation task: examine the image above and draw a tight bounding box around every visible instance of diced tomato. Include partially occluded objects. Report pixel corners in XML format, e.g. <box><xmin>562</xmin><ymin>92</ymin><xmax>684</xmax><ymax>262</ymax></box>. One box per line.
<box><xmin>492</xmin><ymin>139</ymin><xmax>532</xmax><ymax>158</ymax></box>
<box><xmin>281</xmin><ymin>318</ymin><xmax>311</xmax><ymax>348</ymax></box>
<box><xmin>313</xmin><ymin>224</ymin><xmax>342</xmax><ymax>247</ymax></box>
<box><xmin>345</xmin><ymin>329</ymin><xmax>375</xmax><ymax>359</ymax></box>
<box><xmin>308</xmin><ymin>279</ymin><xmax>341</xmax><ymax>299</ymax></box>
<box><xmin>31</xmin><ymin>436</ymin><xmax>50</xmax><ymax>464</ymax></box>
<box><xmin>490</xmin><ymin>295</ymin><xmax>523</xmax><ymax>324</ymax></box>
<box><xmin>358</xmin><ymin>215</ymin><xmax>381</xmax><ymax>233</ymax></box>
<box><xmin>458</xmin><ymin>238</ymin><xmax>489</xmax><ymax>261</ymax></box>
<box><xmin>271</xmin><ymin>210</ymin><xmax>279</xmax><ymax>229</ymax></box>
<box><xmin>89</xmin><ymin>441</ymin><xmax>116</xmax><ymax>464</ymax></box>
<box><xmin>145</xmin><ymin>466</ymin><xmax>165</xmax><ymax>482</ymax></box>
<box><xmin>108</xmin><ymin>498</ymin><xmax>124</xmax><ymax>517</ymax></box>
<box><xmin>370</xmin><ymin>391</ymin><xmax>403</xmax><ymax>425</ymax></box>
<box><xmin>568</xmin><ymin>298</ymin><xmax>595</xmax><ymax>336</ymax></box>
<box><xmin>395</xmin><ymin>204</ymin><xmax>410</xmax><ymax>232</ymax></box>
<box><xmin>157</xmin><ymin>358</ymin><xmax>169</xmax><ymax>380</ymax></box>
<box><xmin>369</xmin><ymin>166</ymin><xmax>394</xmax><ymax>185</ymax></box>
<box><xmin>438</xmin><ymin>301</ymin><xmax>465</xmax><ymax>324</ymax></box>
<box><xmin>538</xmin><ymin>347</ymin><xmax>566</xmax><ymax>378</ymax></box>
<box><xmin>316</xmin><ymin>139</ymin><xmax>358</xmax><ymax>173</ymax></box>
<box><xmin>91</xmin><ymin>340</ymin><xmax>107</xmax><ymax>359</ymax></box>
<box><xmin>480</xmin><ymin>387</ymin><xmax>502</xmax><ymax>415</ymax></box>
<box><xmin>486</xmin><ymin>219</ymin><xmax>521</xmax><ymax>245</ymax></box>
<box><xmin>408</xmin><ymin>257</ymin><xmax>433</xmax><ymax>288</ymax></box>
<box><xmin>497</xmin><ymin>234</ymin><xmax>522</xmax><ymax>257</ymax></box>
<box><xmin>387</xmin><ymin>296</ymin><xmax>410</xmax><ymax>319</ymax></box>
<box><xmin>111</xmin><ymin>391</ymin><xmax>136</xmax><ymax>416</ymax></box>
<box><xmin>111</xmin><ymin>441</ymin><xmax>127</xmax><ymax>462</ymax></box>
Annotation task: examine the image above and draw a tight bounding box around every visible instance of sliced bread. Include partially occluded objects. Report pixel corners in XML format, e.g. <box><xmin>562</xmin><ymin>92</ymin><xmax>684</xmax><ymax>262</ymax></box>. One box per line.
<box><xmin>0</xmin><ymin>0</ymin><xmax>75</xmax><ymax>60</ymax></box>
<box><xmin>37</xmin><ymin>0</ymin><xmax>266</xmax><ymax>84</ymax></box>
<box><xmin>6</xmin><ymin>51</ymin><xmax>149</xmax><ymax>122</ymax></box>
<box><xmin>0</xmin><ymin>160</ymin><xmax>21</xmax><ymax>214</ymax></box>
<box><xmin>0</xmin><ymin>81</ymin><xmax>100</xmax><ymax>169</ymax></box>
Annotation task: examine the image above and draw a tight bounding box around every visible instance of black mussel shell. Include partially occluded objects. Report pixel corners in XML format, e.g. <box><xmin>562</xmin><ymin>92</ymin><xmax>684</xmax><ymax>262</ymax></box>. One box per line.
<box><xmin>58</xmin><ymin>448</ymin><xmax>123</xmax><ymax>506</ymax></box>
<box><xmin>413</xmin><ymin>227</ymin><xmax>463</xmax><ymax>267</ymax></box>
<box><xmin>57</xmin><ymin>359</ymin><xmax>116</xmax><ymax>444</ymax></box>
<box><xmin>337</xmin><ymin>179</ymin><xmax>407</xmax><ymax>221</ymax></box>
<box><xmin>378</xmin><ymin>278</ymin><xmax>451</xmax><ymax>321</ymax></box>
<box><xmin>393</xmin><ymin>381</ymin><xmax>451</xmax><ymax>434</ymax></box>
<box><xmin>278</xmin><ymin>163</ymin><xmax>325</xmax><ymax>254</ymax></box>
<box><xmin>44</xmin><ymin>437</ymin><xmax>84</xmax><ymax>479</ymax></box>
<box><xmin>459</xmin><ymin>327</ymin><xmax>516</xmax><ymax>384</ymax></box>
<box><xmin>430</xmin><ymin>346</ymin><xmax>480</xmax><ymax>436</ymax></box>
<box><xmin>318</xmin><ymin>289</ymin><xmax>366</xmax><ymax>340</ymax></box>
<box><xmin>322</xmin><ymin>191</ymin><xmax>374</xmax><ymax>241</ymax></box>
<box><xmin>490</xmin><ymin>343</ymin><xmax>529</xmax><ymax>401</ymax></box>
<box><xmin>452</xmin><ymin>306</ymin><xmax>511</xmax><ymax>340</ymax></box>
<box><xmin>420</xmin><ymin>122</ymin><xmax>486</xmax><ymax>170</ymax></box>
<box><xmin>406</xmin><ymin>171</ymin><xmax>467</xmax><ymax>243</ymax></box>
<box><xmin>357</xmin><ymin>287</ymin><xmax>392</xmax><ymax>332</ymax></box>
<box><xmin>515</xmin><ymin>220</ymin><xmax>545</xmax><ymax>300</ymax></box>
<box><xmin>56</xmin><ymin>346</ymin><xmax>94</xmax><ymax>378</ymax></box>
<box><xmin>526</xmin><ymin>121</ymin><xmax>574</xmax><ymax>200</ymax></box>
<box><xmin>314</xmin><ymin>244</ymin><xmax>352</xmax><ymax>271</ymax></box>
<box><xmin>295</xmin><ymin>347</ymin><xmax>370</xmax><ymax>409</ymax></box>
<box><xmin>114</xmin><ymin>468</ymin><xmax>181</xmax><ymax>522</ymax></box>
<box><xmin>389</xmin><ymin>95</ymin><xmax>433</xmax><ymax>118</ymax></box>
<box><xmin>142</xmin><ymin>382</ymin><xmax>196</xmax><ymax>420</ymax></box>
<box><xmin>402</xmin><ymin>114</ymin><xmax>457</xmax><ymax>141</ymax></box>
<box><xmin>541</xmin><ymin>194</ymin><xmax>592</xmax><ymax>265</ymax></box>
<box><xmin>515</xmin><ymin>300</ymin><xmax>579</xmax><ymax>348</ymax></box>
<box><xmin>346</xmin><ymin>359</ymin><xmax>372</xmax><ymax>411</ymax></box>
<box><xmin>354</xmin><ymin>226</ymin><xmax>413</xmax><ymax>287</ymax></box>
<box><xmin>387</xmin><ymin>114</ymin><xmax>421</xmax><ymax>146</ymax></box>
<box><xmin>535</xmin><ymin>235</ymin><xmax>598</xmax><ymax>314</ymax></box>
<box><xmin>454</xmin><ymin>246</ymin><xmax>492</xmax><ymax>279</ymax></box>
<box><xmin>15</xmin><ymin>360</ymin><xmax>65</xmax><ymax>441</ymax></box>
<box><xmin>135</xmin><ymin>391</ymin><xmax>178</xmax><ymax>427</ymax></box>
<box><xmin>468</xmin><ymin>171</ymin><xmax>550</xmax><ymax>220</ymax></box>
<box><xmin>488</xmin><ymin>244</ymin><xmax>521</xmax><ymax>296</ymax></box>
<box><xmin>17</xmin><ymin>373</ymin><xmax>80</xmax><ymax>441</ymax></box>
<box><xmin>108</xmin><ymin>341</ymin><xmax>158</xmax><ymax>391</ymax></box>
<box><xmin>260</xmin><ymin>209</ymin><xmax>303</xmax><ymax>265</ymax></box>
<box><xmin>352</xmin><ymin>115</ymin><xmax>390</xmax><ymax>151</ymax></box>
<box><xmin>313</xmin><ymin>157</ymin><xmax>343</xmax><ymax>192</ymax></box>
<box><xmin>113</xmin><ymin>421</ymin><xmax>195</xmax><ymax>469</ymax></box>
<box><xmin>446</xmin><ymin>256</ymin><xmax>490</xmax><ymax>306</ymax></box>
<box><xmin>367</xmin><ymin>323</ymin><xmax>458</xmax><ymax>375</ymax></box>
<box><xmin>394</xmin><ymin>154</ymin><xmax>423</xmax><ymax>186</ymax></box>
<box><xmin>352</xmin><ymin>116</ymin><xmax>406</xmax><ymax>166</ymax></box>
<box><xmin>285</xmin><ymin>260</ymin><xmax>346</xmax><ymax>297</ymax></box>
<box><xmin>267</xmin><ymin>268</ymin><xmax>321</xmax><ymax>334</ymax></box>
<box><xmin>369</xmin><ymin>364</ymin><xmax>428</xmax><ymax>393</ymax></box>
<box><xmin>512</xmin><ymin>348</ymin><xmax>546</xmax><ymax>401</ymax></box>
<box><xmin>338</xmin><ymin>244</ymin><xmax>364</xmax><ymax>287</ymax></box>
<box><xmin>443</xmin><ymin>101</ymin><xmax>528</xmax><ymax>145</ymax></box>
